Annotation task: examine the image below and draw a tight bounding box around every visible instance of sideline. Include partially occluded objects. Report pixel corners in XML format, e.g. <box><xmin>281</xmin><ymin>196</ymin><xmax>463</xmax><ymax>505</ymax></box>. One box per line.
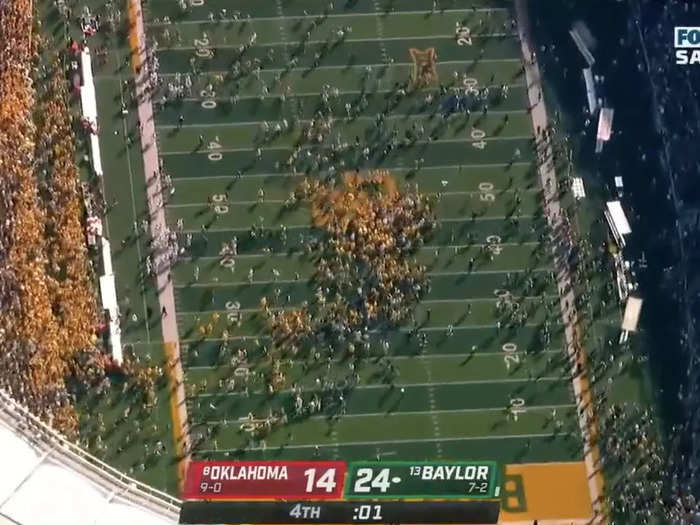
<box><xmin>127</xmin><ymin>0</ymin><xmax>191</xmax><ymax>494</ymax></box>
<box><xmin>515</xmin><ymin>0</ymin><xmax>606</xmax><ymax>523</ymax></box>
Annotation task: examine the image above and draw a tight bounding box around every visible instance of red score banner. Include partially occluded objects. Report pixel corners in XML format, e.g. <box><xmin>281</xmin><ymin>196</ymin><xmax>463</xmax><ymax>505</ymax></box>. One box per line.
<box><xmin>182</xmin><ymin>461</ymin><xmax>347</xmax><ymax>500</ymax></box>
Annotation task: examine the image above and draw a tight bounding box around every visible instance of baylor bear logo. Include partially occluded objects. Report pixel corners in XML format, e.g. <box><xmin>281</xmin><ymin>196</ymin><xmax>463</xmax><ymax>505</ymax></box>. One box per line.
<box><xmin>409</xmin><ymin>47</ymin><xmax>438</xmax><ymax>88</ymax></box>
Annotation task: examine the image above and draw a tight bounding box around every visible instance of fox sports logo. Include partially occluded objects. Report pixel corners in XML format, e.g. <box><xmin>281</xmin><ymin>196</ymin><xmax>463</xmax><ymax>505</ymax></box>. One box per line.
<box><xmin>675</xmin><ymin>27</ymin><xmax>700</xmax><ymax>64</ymax></box>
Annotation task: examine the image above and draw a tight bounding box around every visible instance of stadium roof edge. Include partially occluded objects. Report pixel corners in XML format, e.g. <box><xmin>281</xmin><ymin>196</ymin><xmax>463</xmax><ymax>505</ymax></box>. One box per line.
<box><xmin>0</xmin><ymin>389</ymin><xmax>181</xmax><ymax>524</ymax></box>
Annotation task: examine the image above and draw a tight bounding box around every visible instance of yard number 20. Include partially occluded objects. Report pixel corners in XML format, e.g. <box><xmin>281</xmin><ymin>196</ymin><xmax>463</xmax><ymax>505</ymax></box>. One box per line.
<box><xmin>456</xmin><ymin>25</ymin><xmax>472</xmax><ymax>46</ymax></box>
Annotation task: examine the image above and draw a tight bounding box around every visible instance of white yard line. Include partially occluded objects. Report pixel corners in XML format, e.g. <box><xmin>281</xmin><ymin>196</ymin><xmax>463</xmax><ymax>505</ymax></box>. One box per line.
<box><xmin>163</xmin><ymin>89</ymin><xmax>527</xmax><ymax>105</ymax></box>
<box><xmin>147</xmin><ymin>8</ymin><xmax>509</xmax><ymax>27</ymax></box>
<box><xmin>173</xmin><ymin>268</ymin><xmax>552</xmax><ymax>287</ymax></box>
<box><xmin>193</xmin><ymin>376</ymin><xmax>566</xmax><ymax>398</ymax></box>
<box><xmin>177</xmin><ymin>214</ymin><xmax>535</xmax><ymax>232</ymax></box>
<box><xmin>176</xmin><ymin>294</ymin><xmax>557</xmax><ymax>315</ymax></box>
<box><xmin>200</xmin><ymin>404</ymin><xmax>576</xmax><ymax>424</ymax></box>
<box><xmin>179</xmin><ymin>241</ymin><xmax>540</xmax><ymax>258</ymax></box>
<box><xmin>419</xmin><ymin>295</ymin><xmax>557</xmax><ymax>303</ymax></box>
<box><xmin>273</xmin><ymin>0</ymin><xmax>291</xmax><ymax>61</ymax></box>
<box><xmin>371</xmin><ymin>0</ymin><xmax>390</xmax><ymax>64</ymax></box>
<box><xmin>422</xmin><ymin>358</ymin><xmax>444</xmax><ymax>458</ymax></box>
<box><xmin>196</xmin><ymin>431</ymin><xmax>571</xmax><ymax>454</ymax></box>
<box><xmin>168</xmin><ymin>161</ymin><xmax>534</xmax><ymax>180</ymax></box>
<box><xmin>177</xmin><ymin>320</ymin><xmax>559</xmax><ymax>343</ymax></box>
<box><xmin>174</xmin><ymin>242</ymin><xmax>541</xmax><ymax>259</ymax></box>
<box><xmin>330</xmin><ymin>427</ymin><xmax>341</xmax><ymax>460</ymax></box>
<box><xmin>165</xmin><ymin>188</ymin><xmax>538</xmax><ymax>207</ymax></box>
<box><xmin>155</xmin><ymin>58</ymin><xmax>521</xmax><ymax>77</ymax></box>
<box><xmin>164</xmin><ymin>33</ymin><xmax>516</xmax><ymax>50</ymax></box>
<box><xmin>185</xmin><ymin>350</ymin><xmax>564</xmax><ymax>370</ymax></box>
<box><xmin>158</xmin><ymin>107</ymin><xmax>526</xmax><ymax>130</ymax></box>
<box><xmin>94</xmin><ymin>56</ymin><xmax>523</xmax><ymax>80</ymax></box>
<box><xmin>159</xmin><ymin>135</ymin><xmax>534</xmax><ymax>155</ymax></box>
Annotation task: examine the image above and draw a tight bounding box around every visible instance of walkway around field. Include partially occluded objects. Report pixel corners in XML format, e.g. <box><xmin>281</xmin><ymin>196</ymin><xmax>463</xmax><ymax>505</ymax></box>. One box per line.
<box><xmin>127</xmin><ymin>0</ymin><xmax>191</xmax><ymax>492</ymax></box>
<box><xmin>515</xmin><ymin>0</ymin><xmax>606</xmax><ymax>523</ymax></box>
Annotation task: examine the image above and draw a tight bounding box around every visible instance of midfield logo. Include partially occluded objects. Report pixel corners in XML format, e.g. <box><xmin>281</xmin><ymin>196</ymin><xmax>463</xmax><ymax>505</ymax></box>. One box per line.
<box><xmin>675</xmin><ymin>27</ymin><xmax>700</xmax><ymax>64</ymax></box>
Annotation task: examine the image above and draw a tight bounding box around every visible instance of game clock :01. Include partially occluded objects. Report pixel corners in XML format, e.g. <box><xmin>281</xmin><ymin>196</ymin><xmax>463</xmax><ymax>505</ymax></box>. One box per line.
<box><xmin>350</xmin><ymin>504</ymin><xmax>383</xmax><ymax>521</ymax></box>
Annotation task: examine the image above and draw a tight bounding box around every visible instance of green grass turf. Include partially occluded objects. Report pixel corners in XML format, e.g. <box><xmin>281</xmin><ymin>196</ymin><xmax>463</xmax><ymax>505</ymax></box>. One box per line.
<box><xmin>203</xmin><ymin>432</ymin><xmax>582</xmax><ymax>464</ymax></box>
<box><xmin>85</xmin><ymin>41</ymin><xmax>179</xmax><ymax>494</ymax></box>
<box><xmin>144</xmin><ymin>0</ymin><xmax>581</xmax><ymax>467</ymax></box>
<box><xmin>94</xmin><ymin>75</ymin><xmax>162</xmax><ymax>345</ymax></box>
<box><xmin>67</xmin><ymin>0</ymin><xmax>595</xmax><ymax>495</ymax></box>
<box><xmin>185</xmin><ymin>350</ymin><xmax>567</xmax><ymax>395</ymax></box>
<box><xmin>195</xmin><ymin>409</ymin><xmax>573</xmax><ymax>450</ymax></box>
<box><xmin>24</xmin><ymin>0</ymin><xmax>655</xmax><ymax>507</ymax></box>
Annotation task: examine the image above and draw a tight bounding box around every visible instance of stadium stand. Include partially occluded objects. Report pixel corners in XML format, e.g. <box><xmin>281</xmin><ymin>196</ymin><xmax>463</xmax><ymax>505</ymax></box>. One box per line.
<box><xmin>0</xmin><ymin>389</ymin><xmax>180</xmax><ymax>524</ymax></box>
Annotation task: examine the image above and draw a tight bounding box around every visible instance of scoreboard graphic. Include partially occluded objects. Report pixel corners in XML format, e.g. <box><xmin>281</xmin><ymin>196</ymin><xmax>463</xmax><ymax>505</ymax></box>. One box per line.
<box><xmin>344</xmin><ymin>461</ymin><xmax>498</xmax><ymax>499</ymax></box>
<box><xmin>180</xmin><ymin>460</ymin><xmax>501</xmax><ymax>524</ymax></box>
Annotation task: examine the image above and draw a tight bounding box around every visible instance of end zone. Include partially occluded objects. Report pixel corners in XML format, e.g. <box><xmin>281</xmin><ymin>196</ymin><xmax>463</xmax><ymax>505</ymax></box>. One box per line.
<box><xmin>500</xmin><ymin>462</ymin><xmax>593</xmax><ymax>523</ymax></box>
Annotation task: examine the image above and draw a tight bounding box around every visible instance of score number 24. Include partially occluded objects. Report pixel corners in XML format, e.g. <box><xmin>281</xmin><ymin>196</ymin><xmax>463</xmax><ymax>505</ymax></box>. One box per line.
<box><xmin>353</xmin><ymin>468</ymin><xmax>393</xmax><ymax>493</ymax></box>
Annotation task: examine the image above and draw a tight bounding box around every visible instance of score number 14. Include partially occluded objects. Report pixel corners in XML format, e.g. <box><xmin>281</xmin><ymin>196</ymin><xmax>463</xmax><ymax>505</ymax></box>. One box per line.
<box><xmin>304</xmin><ymin>468</ymin><xmax>338</xmax><ymax>493</ymax></box>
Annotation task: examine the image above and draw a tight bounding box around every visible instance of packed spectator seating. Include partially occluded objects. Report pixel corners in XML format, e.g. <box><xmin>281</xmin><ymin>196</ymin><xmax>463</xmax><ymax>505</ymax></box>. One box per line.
<box><xmin>0</xmin><ymin>0</ymin><xmax>104</xmax><ymax>437</ymax></box>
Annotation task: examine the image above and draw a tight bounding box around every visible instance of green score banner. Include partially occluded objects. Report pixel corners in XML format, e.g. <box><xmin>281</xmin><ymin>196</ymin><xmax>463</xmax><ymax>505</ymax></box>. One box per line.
<box><xmin>344</xmin><ymin>461</ymin><xmax>499</xmax><ymax>500</ymax></box>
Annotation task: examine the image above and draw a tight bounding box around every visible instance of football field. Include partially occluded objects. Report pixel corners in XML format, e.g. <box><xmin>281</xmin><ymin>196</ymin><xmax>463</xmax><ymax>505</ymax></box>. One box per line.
<box><xmin>138</xmin><ymin>0</ymin><xmax>583</xmax><ymax>467</ymax></box>
<box><xmin>50</xmin><ymin>0</ymin><xmax>603</xmax><ymax>515</ymax></box>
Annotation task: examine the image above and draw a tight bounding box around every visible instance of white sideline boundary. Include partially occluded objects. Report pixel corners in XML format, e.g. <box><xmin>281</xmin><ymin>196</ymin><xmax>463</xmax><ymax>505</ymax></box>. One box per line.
<box><xmin>80</xmin><ymin>47</ymin><xmax>123</xmax><ymax>365</ymax></box>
